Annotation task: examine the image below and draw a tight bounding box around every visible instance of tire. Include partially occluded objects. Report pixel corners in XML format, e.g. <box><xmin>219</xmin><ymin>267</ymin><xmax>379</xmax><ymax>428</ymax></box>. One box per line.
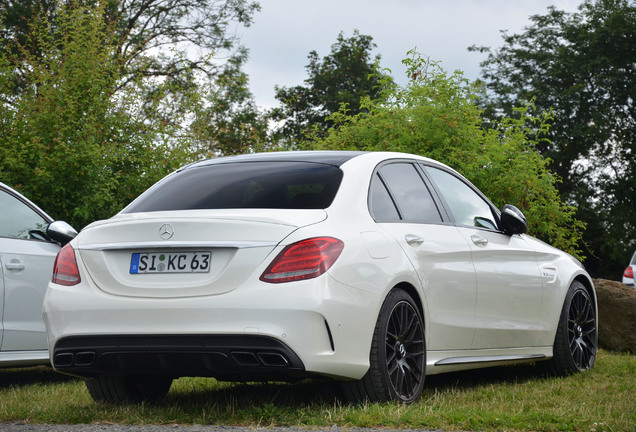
<box><xmin>342</xmin><ymin>288</ymin><xmax>426</xmax><ymax>404</ymax></box>
<box><xmin>542</xmin><ymin>280</ymin><xmax>597</xmax><ymax>376</ymax></box>
<box><xmin>85</xmin><ymin>375</ymin><xmax>173</xmax><ymax>403</ymax></box>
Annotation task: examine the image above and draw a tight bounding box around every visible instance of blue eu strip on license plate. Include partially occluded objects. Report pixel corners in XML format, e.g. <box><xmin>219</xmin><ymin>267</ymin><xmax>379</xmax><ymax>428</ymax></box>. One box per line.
<box><xmin>130</xmin><ymin>251</ymin><xmax>211</xmax><ymax>274</ymax></box>
<box><xmin>130</xmin><ymin>253</ymin><xmax>141</xmax><ymax>273</ymax></box>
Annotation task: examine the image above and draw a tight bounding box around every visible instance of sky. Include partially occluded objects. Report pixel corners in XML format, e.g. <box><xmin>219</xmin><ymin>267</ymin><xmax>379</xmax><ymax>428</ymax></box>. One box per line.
<box><xmin>240</xmin><ymin>0</ymin><xmax>584</xmax><ymax>109</ymax></box>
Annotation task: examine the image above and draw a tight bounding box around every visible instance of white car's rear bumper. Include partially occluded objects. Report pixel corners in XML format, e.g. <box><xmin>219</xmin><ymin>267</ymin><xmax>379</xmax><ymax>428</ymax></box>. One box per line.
<box><xmin>43</xmin><ymin>274</ymin><xmax>379</xmax><ymax>381</ymax></box>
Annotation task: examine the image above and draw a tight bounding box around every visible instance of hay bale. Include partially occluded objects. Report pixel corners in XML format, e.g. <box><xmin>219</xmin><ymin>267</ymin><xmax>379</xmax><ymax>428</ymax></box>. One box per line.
<box><xmin>593</xmin><ymin>278</ymin><xmax>636</xmax><ymax>353</ymax></box>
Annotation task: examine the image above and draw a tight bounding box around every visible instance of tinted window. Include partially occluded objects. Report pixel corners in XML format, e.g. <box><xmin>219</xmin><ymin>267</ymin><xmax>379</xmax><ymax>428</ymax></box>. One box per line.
<box><xmin>425</xmin><ymin>167</ymin><xmax>497</xmax><ymax>230</ymax></box>
<box><xmin>124</xmin><ymin>162</ymin><xmax>344</xmax><ymax>212</ymax></box>
<box><xmin>369</xmin><ymin>173</ymin><xmax>400</xmax><ymax>221</ymax></box>
<box><xmin>375</xmin><ymin>163</ymin><xmax>442</xmax><ymax>223</ymax></box>
<box><xmin>0</xmin><ymin>190</ymin><xmax>49</xmax><ymax>239</ymax></box>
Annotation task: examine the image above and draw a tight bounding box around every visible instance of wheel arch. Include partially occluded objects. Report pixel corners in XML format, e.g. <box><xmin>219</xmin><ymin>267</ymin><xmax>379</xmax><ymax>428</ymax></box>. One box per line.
<box><xmin>573</xmin><ymin>274</ymin><xmax>598</xmax><ymax>313</ymax></box>
<box><xmin>392</xmin><ymin>281</ymin><xmax>426</xmax><ymax>325</ymax></box>
<box><xmin>549</xmin><ymin>274</ymin><xmax>598</xmax><ymax>335</ymax></box>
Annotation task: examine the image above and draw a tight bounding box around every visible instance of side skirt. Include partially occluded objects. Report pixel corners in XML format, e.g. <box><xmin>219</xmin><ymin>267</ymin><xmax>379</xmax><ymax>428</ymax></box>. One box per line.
<box><xmin>426</xmin><ymin>347</ymin><xmax>552</xmax><ymax>375</ymax></box>
<box><xmin>436</xmin><ymin>354</ymin><xmax>546</xmax><ymax>366</ymax></box>
<box><xmin>0</xmin><ymin>350</ymin><xmax>50</xmax><ymax>368</ymax></box>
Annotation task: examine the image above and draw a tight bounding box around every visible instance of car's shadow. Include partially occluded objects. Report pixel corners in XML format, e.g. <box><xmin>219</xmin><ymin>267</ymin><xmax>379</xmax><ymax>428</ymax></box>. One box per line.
<box><xmin>0</xmin><ymin>363</ymin><xmax>548</xmax><ymax>406</ymax></box>
<box><xmin>168</xmin><ymin>377</ymin><xmax>344</xmax><ymax>407</ymax></box>
<box><xmin>0</xmin><ymin>366</ymin><xmax>78</xmax><ymax>389</ymax></box>
<box><xmin>423</xmin><ymin>362</ymin><xmax>546</xmax><ymax>391</ymax></box>
<box><xmin>166</xmin><ymin>362</ymin><xmax>547</xmax><ymax>407</ymax></box>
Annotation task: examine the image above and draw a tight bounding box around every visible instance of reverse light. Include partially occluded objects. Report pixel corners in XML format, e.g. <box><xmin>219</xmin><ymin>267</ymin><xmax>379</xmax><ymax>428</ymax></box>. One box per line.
<box><xmin>624</xmin><ymin>266</ymin><xmax>634</xmax><ymax>279</ymax></box>
<box><xmin>52</xmin><ymin>243</ymin><xmax>81</xmax><ymax>286</ymax></box>
<box><xmin>260</xmin><ymin>237</ymin><xmax>344</xmax><ymax>283</ymax></box>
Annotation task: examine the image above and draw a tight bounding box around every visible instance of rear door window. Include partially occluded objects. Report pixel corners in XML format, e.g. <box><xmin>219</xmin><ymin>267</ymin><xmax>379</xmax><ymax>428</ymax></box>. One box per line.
<box><xmin>370</xmin><ymin>162</ymin><xmax>442</xmax><ymax>223</ymax></box>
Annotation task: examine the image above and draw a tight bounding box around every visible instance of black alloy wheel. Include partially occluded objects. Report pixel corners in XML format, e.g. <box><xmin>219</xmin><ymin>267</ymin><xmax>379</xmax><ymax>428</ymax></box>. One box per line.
<box><xmin>567</xmin><ymin>287</ymin><xmax>597</xmax><ymax>370</ymax></box>
<box><xmin>384</xmin><ymin>297</ymin><xmax>426</xmax><ymax>401</ymax></box>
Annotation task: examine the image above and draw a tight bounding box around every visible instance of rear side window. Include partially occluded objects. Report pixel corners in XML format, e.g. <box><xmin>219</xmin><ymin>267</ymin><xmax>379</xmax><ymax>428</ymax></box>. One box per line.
<box><xmin>124</xmin><ymin>162</ymin><xmax>343</xmax><ymax>212</ymax></box>
<box><xmin>370</xmin><ymin>163</ymin><xmax>442</xmax><ymax>223</ymax></box>
<box><xmin>369</xmin><ymin>173</ymin><xmax>400</xmax><ymax>221</ymax></box>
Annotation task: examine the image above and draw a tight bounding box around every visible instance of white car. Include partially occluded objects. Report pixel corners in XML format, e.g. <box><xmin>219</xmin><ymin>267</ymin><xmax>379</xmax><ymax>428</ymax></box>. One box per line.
<box><xmin>43</xmin><ymin>151</ymin><xmax>597</xmax><ymax>404</ymax></box>
<box><xmin>623</xmin><ymin>250</ymin><xmax>636</xmax><ymax>286</ymax></box>
<box><xmin>0</xmin><ymin>183</ymin><xmax>76</xmax><ymax>368</ymax></box>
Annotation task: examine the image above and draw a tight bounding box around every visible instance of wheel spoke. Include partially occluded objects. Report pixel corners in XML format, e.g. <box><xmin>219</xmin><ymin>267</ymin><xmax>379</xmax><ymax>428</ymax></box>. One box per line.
<box><xmin>405</xmin><ymin>357</ymin><xmax>423</xmax><ymax>379</ymax></box>
<box><xmin>583</xmin><ymin>333</ymin><xmax>597</xmax><ymax>350</ymax></box>
<box><xmin>387</xmin><ymin>358</ymin><xmax>400</xmax><ymax>375</ymax></box>
<box><xmin>389</xmin><ymin>313</ymin><xmax>400</xmax><ymax>337</ymax></box>
<box><xmin>400</xmin><ymin>304</ymin><xmax>411</xmax><ymax>330</ymax></box>
<box><xmin>404</xmin><ymin>316</ymin><xmax>420</xmax><ymax>342</ymax></box>
<box><xmin>580</xmin><ymin>342</ymin><xmax>594</xmax><ymax>368</ymax></box>
<box><xmin>402</xmin><ymin>364</ymin><xmax>414</xmax><ymax>390</ymax></box>
<box><xmin>386</xmin><ymin>345</ymin><xmax>397</xmax><ymax>365</ymax></box>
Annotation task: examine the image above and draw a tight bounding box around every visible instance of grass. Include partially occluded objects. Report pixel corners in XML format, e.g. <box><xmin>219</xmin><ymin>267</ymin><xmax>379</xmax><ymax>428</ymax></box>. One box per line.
<box><xmin>0</xmin><ymin>350</ymin><xmax>634</xmax><ymax>431</ymax></box>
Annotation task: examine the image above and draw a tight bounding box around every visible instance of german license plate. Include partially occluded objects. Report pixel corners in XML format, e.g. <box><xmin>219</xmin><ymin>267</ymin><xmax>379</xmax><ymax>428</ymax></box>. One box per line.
<box><xmin>130</xmin><ymin>251</ymin><xmax>211</xmax><ymax>274</ymax></box>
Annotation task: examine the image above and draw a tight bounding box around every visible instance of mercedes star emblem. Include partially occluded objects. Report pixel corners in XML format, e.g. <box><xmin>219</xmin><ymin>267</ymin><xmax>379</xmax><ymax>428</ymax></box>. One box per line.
<box><xmin>159</xmin><ymin>223</ymin><xmax>174</xmax><ymax>240</ymax></box>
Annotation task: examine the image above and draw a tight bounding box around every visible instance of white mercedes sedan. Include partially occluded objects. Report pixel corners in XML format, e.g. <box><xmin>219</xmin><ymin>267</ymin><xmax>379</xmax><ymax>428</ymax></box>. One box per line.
<box><xmin>43</xmin><ymin>151</ymin><xmax>597</xmax><ymax>404</ymax></box>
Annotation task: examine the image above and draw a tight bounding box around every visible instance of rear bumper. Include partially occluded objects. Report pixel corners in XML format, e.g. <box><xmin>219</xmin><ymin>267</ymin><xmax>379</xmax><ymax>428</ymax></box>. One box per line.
<box><xmin>43</xmin><ymin>274</ymin><xmax>380</xmax><ymax>381</ymax></box>
<box><xmin>52</xmin><ymin>334</ymin><xmax>307</xmax><ymax>381</ymax></box>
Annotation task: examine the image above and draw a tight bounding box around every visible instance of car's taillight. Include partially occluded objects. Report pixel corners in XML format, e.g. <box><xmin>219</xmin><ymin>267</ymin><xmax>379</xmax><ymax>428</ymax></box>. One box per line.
<box><xmin>52</xmin><ymin>244</ymin><xmax>81</xmax><ymax>286</ymax></box>
<box><xmin>260</xmin><ymin>237</ymin><xmax>344</xmax><ymax>283</ymax></box>
<box><xmin>624</xmin><ymin>266</ymin><xmax>634</xmax><ymax>279</ymax></box>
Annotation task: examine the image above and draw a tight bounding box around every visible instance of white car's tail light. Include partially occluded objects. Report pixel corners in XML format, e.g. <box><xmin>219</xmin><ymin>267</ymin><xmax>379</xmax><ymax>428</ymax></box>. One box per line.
<box><xmin>52</xmin><ymin>244</ymin><xmax>81</xmax><ymax>286</ymax></box>
<box><xmin>260</xmin><ymin>237</ymin><xmax>344</xmax><ymax>283</ymax></box>
<box><xmin>625</xmin><ymin>266</ymin><xmax>634</xmax><ymax>279</ymax></box>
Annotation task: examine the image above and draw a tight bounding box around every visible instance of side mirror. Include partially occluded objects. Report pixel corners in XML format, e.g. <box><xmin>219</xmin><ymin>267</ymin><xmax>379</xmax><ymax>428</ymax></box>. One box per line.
<box><xmin>47</xmin><ymin>221</ymin><xmax>78</xmax><ymax>245</ymax></box>
<box><xmin>500</xmin><ymin>204</ymin><xmax>528</xmax><ymax>235</ymax></box>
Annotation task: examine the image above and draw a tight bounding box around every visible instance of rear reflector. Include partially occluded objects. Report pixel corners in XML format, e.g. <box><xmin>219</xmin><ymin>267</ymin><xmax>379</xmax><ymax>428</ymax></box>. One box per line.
<box><xmin>52</xmin><ymin>244</ymin><xmax>81</xmax><ymax>286</ymax></box>
<box><xmin>260</xmin><ymin>237</ymin><xmax>344</xmax><ymax>283</ymax></box>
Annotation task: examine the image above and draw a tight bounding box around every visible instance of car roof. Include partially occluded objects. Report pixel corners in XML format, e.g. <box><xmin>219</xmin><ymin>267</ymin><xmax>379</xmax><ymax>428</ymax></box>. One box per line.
<box><xmin>181</xmin><ymin>151</ymin><xmax>368</xmax><ymax>171</ymax></box>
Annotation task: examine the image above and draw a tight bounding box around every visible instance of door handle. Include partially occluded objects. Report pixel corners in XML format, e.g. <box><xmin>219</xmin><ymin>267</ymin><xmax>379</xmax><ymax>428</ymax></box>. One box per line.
<box><xmin>5</xmin><ymin>260</ymin><xmax>25</xmax><ymax>271</ymax></box>
<box><xmin>405</xmin><ymin>234</ymin><xmax>424</xmax><ymax>246</ymax></box>
<box><xmin>471</xmin><ymin>235</ymin><xmax>488</xmax><ymax>246</ymax></box>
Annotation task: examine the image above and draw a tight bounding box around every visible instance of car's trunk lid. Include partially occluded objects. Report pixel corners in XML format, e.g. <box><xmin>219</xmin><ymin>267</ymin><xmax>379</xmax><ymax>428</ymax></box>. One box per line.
<box><xmin>75</xmin><ymin>209</ymin><xmax>326</xmax><ymax>298</ymax></box>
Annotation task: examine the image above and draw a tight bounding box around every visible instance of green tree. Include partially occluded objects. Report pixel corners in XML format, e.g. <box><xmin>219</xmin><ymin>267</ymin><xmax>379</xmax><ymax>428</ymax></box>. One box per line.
<box><xmin>0</xmin><ymin>0</ymin><xmax>191</xmax><ymax>229</ymax></box>
<box><xmin>469</xmin><ymin>0</ymin><xmax>636</xmax><ymax>278</ymax></box>
<box><xmin>309</xmin><ymin>53</ymin><xmax>585</xmax><ymax>257</ymax></box>
<box><xmin>271</xmin><ymin>30</ymin><xmax>392</xmax><ymax>146</ymax></box>
<box><xmin>0</xmin><ymin>0</ymin><xmax>261</xmax><ymax>142</ymax></box>
<box><xmin>189</xmin><ymin>48</ymin><xmax>270</xmax><ymax>157</ymax></box>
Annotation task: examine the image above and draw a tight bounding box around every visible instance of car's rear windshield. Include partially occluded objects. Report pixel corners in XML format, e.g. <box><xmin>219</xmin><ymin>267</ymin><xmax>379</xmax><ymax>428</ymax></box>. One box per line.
<box><xmin>123</xmin><ymin>161</ymin><xmax>344</xmax><ymax>212</ymax></box>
